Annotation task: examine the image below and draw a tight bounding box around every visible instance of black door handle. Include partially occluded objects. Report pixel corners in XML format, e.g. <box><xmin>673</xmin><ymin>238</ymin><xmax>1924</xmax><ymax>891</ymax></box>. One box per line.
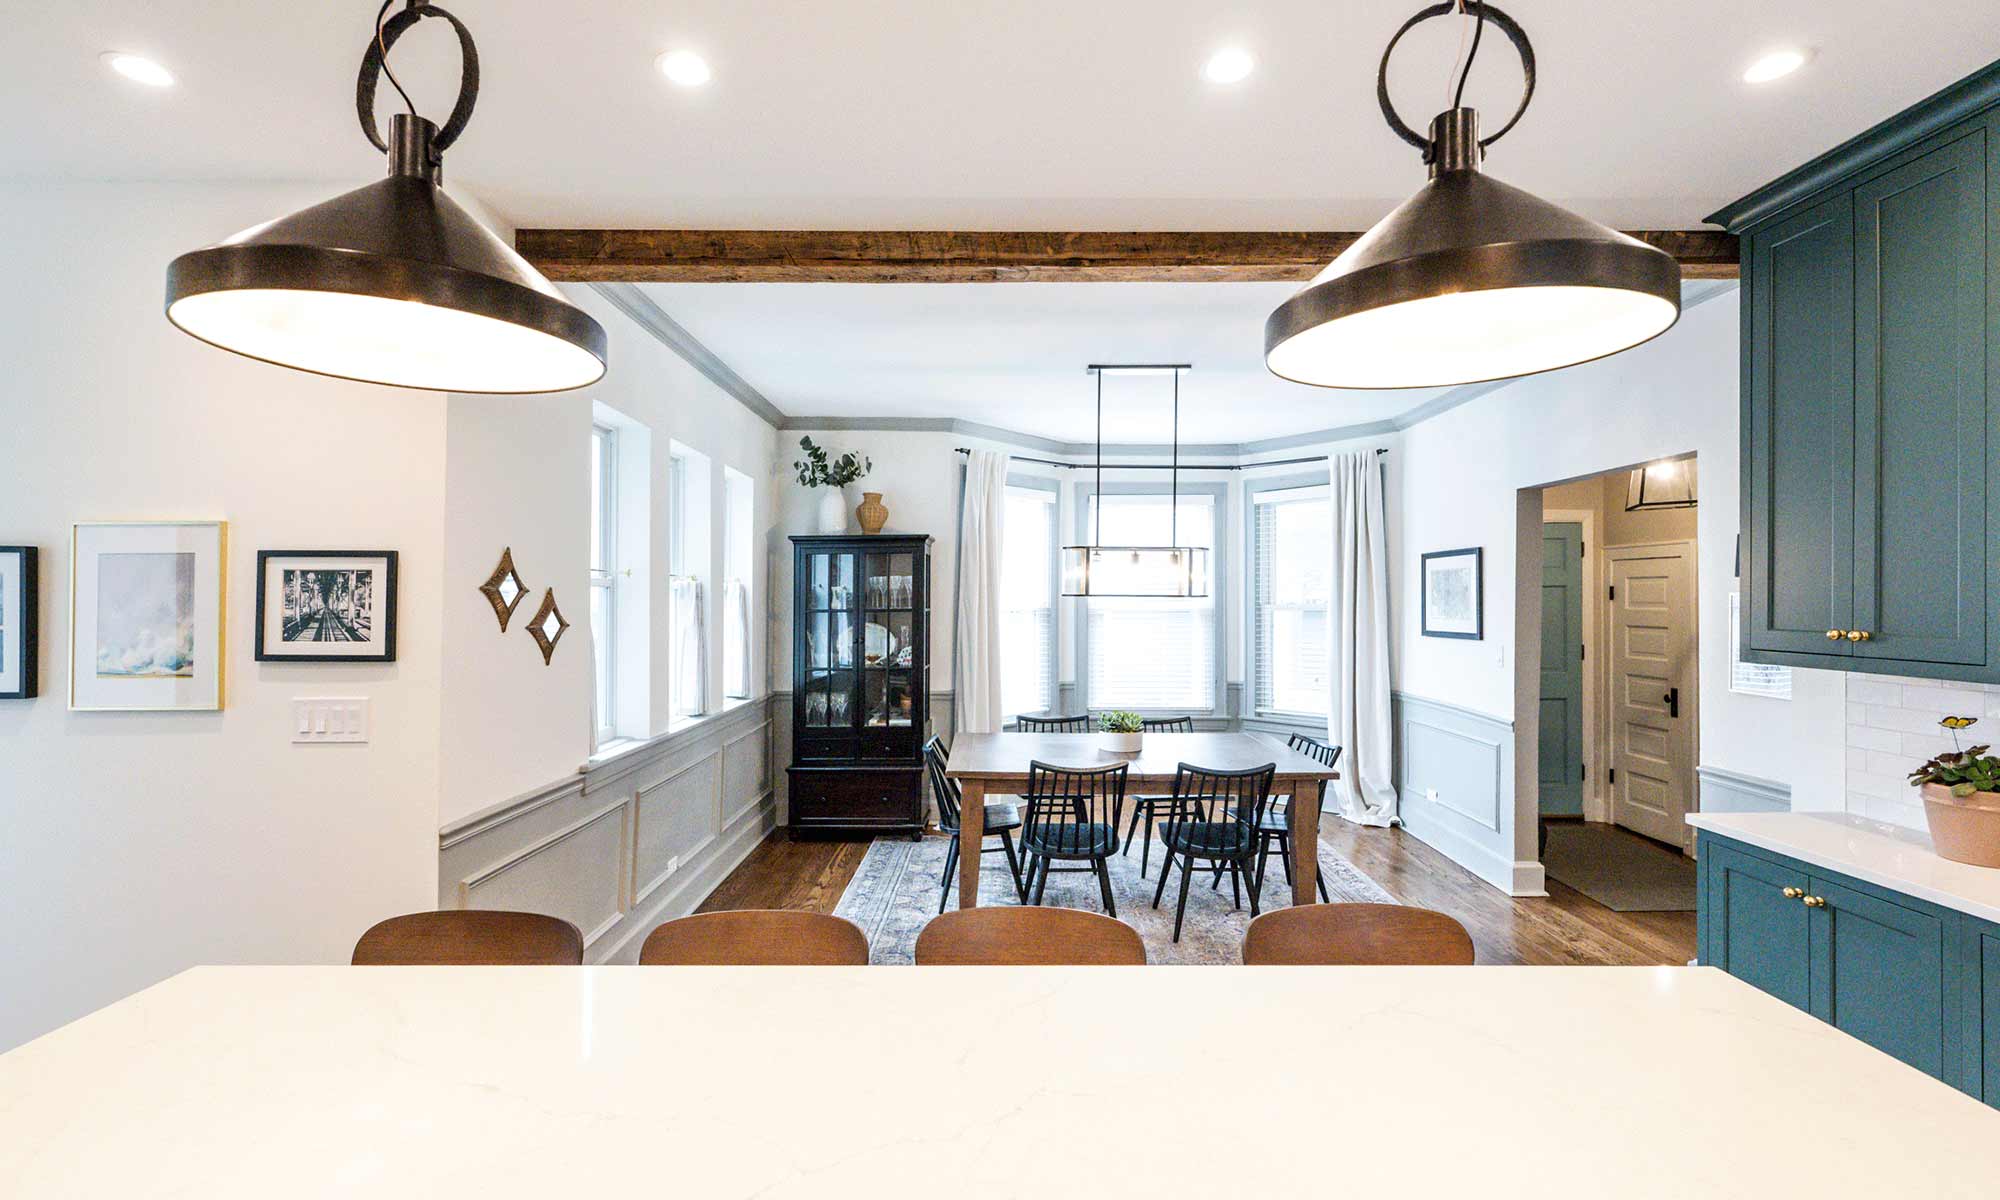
<box><xmin>1663</xmin><ymin>687</ymin><xmax>1679</xmax><ymax>718</ymax></box>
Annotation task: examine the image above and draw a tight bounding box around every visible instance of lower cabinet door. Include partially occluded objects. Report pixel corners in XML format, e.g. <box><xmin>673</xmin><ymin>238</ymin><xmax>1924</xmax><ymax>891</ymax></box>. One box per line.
<box><xmin>1977</xmin><ymin>925</ymin><xmax>2000</xmax><ymax>1104</ymax></box>
<box><xmin>787</xmin><ymin>767</ymin><xmax>923</xmax><ymax>832</ymax></box>
<box><xmin>1703</xmin><ymin>842</ymin><xmax>1812</xmax><ymax>1010</ymax></box>
<box><xmin>1808</xmin><ymin>874</ymin><xmax>1948</xmax><ymax>1079</ymax></box>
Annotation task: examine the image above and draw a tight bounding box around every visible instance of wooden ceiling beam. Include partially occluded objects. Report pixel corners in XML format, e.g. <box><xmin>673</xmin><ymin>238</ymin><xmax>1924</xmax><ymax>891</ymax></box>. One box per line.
<box><xmin>515</xmin><ymin>228</ymin><xmax>1739</xmax><ymax>283</ymax></box>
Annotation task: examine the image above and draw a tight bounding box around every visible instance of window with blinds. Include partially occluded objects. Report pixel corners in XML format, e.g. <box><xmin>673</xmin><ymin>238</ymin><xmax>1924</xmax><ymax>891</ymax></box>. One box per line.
<box><xmin>1000</xmin><ymin>486</ymin><xmax>1055</xmax><ymax>716</ymax></box>
<box><xmin>1085</xmin><ymin>492</ymin><xmax>1216</xmax><ymax>710</ymax></box>
<box><xmin>1252</xmin><ymin>485</ymin><xmax>1331</xmax><ymax>716</ymax></box>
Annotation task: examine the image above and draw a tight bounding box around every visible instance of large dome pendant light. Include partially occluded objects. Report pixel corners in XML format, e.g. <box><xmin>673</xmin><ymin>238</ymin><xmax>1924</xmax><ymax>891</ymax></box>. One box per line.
<box><xmin>1061</xmin><ymin>366</ymin><xmax>1211</xmax><ymax>599</ymax></box>
<box><xmin>164</xmin><ymin>1</ymin><xmax>608</xmax><ymax>393</ymax></box>
<box><xmin>1265</xmin><ymin>1</ymin><xmax>1680</xmax><ymax>390</ymax></box>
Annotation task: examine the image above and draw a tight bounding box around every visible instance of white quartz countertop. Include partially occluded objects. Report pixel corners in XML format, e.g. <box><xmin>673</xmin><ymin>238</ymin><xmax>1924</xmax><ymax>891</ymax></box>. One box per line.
<box><xmin>2</xmin><ymin>965</ymin><xmax>1996</xmax><ymax>1198</ymax></box>
<box><xmin>1689</xmin><ymin>811</ymin><xmax>2000</xmax><ymax>924</ymax></box>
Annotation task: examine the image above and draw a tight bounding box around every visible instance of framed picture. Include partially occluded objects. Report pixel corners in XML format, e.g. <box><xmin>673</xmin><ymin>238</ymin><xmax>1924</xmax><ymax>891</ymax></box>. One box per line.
<box><xmin>1421</xmin><ymin>547</ymin><xmax>1483</xmax><ymax>640</ymax></box>
<box><xmin>255</xmin><ymin>551</ymin><xmax>398</xmax><ymax>663</ymax></box>
<box><xmin>71</xmin><ymin>521</ymin><xmax>226</xmax><ymax>711</ymax></box>
<box><xmin>0</xmin><ymin>546</ymin><xmax>38</xmax><ymax>700</ymax></box>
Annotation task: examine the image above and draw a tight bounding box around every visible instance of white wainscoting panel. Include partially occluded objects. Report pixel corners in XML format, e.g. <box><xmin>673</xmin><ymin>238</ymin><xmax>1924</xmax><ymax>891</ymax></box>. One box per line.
<box><xmin>437</xmin><ymin>697</ymin><xmax>781</xmax><ymax>964</ymax></box>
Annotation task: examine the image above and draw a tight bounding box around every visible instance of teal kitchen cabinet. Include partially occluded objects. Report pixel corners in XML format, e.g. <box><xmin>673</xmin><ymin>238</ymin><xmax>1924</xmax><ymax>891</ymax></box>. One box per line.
<box><xmin>1719</xmin><ymin>67</ymin><xmax>2000</xmax><ymax>683</ymax></box>
<box><xmin>1697</xmin><ymin>830</ymin><xmax>1983</xmax><ymax>1102</ymax></box>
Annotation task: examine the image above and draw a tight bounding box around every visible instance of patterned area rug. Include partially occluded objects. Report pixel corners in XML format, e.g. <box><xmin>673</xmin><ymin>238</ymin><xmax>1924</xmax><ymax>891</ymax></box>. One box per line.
<box><xmin>834</xmin><ymin>832</ymin><xmax>1396</xmax><ymax>965</ymax></box>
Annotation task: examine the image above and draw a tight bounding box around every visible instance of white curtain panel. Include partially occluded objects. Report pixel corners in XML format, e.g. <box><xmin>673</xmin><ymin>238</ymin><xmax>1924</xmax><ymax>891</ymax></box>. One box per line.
<box><xmin>1328</xmin><ymin>450</ymin><xmax>1398</xmax><ymax>826</ymax></box>
<box><xmin>672</xmin><ymin>576</ymin><xmax>706</xmax><ymax>716</ymax></box>
<box><xmin>723</xmin><ymin>577</ymin><xmax>751</xmax><ymax>697</ymax></box>
<box><xmin>954</xmin><ymin>449</ymin><xmax>1009</xmax><ymax>735</ymax></box>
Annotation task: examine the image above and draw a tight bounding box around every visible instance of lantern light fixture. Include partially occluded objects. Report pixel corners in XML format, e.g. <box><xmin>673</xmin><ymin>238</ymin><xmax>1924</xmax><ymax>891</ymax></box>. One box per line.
<box><xmin>1061</xmin><ymin>365</ymin><xmax>1210</xmax><ymax>599</ymax></box>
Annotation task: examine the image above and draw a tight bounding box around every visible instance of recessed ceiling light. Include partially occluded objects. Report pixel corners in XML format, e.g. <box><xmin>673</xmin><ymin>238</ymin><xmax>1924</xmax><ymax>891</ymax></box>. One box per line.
<box><xmin>1742</xmin><ymin>47</ymin><xmax>1811</xmax><ymax>84</ymax></box>
<box><xmin>1202</xmin><ymin>46</ymin><xmax>1255</xmax><ymax>85</ymax></box>
<box><xmin>656</xmin><ymin>49</ymin><xmax>712</xmax><ymax>87</ymax></box>
<box><xmin>102</xmin><ymin>51</ymin><xmax>175</xmax><ymax>88</ymax></box>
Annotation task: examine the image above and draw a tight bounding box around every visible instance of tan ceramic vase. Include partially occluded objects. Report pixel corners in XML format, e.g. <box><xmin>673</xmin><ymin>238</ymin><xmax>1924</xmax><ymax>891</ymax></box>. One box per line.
<box><xmin>1920</xmin><ymin>782</ymin><xmax>2000</xmax><ymax>868</ymax></box>
<box><xmin>855</xmin><ymin>491</ymin><xmax>888</xmax><ymax>535</ymax></box>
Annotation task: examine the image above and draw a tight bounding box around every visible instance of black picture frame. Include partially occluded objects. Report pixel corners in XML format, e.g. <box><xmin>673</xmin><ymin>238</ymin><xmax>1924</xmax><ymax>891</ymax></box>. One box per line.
<box><xmin>0</xmin><ymin>546</ymin><xmax>39</xmax><ymax>699</ymax></box>
<box><xmin>1420</xmin><ymin>546</ymin><xmax>1484</xmax><ymax>640</ymax></box>
<box><xmin>254</xmin><ymin>550</ymin><xmax>398</xmax><ymax>663</ymax></box>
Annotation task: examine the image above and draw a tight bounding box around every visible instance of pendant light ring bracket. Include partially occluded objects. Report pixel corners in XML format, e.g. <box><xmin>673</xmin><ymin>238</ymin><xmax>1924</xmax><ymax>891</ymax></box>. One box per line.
<box><xmin>1376</xmin><ymin>2</ymin><xmax>1535</xmax><ymax>155</ymax></box>
<box><xmin>356</xmin><ymin>2</ymin><xmax>481</xmax><ymax>157</ymax></box>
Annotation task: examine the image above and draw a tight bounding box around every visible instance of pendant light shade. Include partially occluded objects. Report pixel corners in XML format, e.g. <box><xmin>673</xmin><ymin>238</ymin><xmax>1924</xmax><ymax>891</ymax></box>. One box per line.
<box><xmin>164</xmin><ymin>2</ymin><xmax>607</xmax><ymax>393</ymax></box>
<box><xmin>1266</xmin><ymin>3</ymin><xmax>1680</xmax><ymax>390</ymax></box>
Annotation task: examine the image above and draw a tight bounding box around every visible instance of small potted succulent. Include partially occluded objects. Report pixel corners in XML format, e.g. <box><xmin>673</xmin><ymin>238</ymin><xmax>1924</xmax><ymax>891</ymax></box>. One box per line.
<box><xmin>1098</xmin><ymin>709</ymin><xmax>1144</xmax><ymax>754</ymax></box>
<box><xmin>793</xmin><ymin>436</ymin><xmax>872</xmax><ymax>534</ymax></box>
<box><xmin>1907</xmin><ymin>716</ymin><xmax>2000</xmax><ymax>868</ymax></box>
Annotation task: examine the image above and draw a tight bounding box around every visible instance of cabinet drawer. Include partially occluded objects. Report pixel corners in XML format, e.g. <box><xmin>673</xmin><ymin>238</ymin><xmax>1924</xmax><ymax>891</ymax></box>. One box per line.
<box><xmin>788</xmin><ymin>767</ymin><xmax>922</xmax><ymax>831</ymax></box>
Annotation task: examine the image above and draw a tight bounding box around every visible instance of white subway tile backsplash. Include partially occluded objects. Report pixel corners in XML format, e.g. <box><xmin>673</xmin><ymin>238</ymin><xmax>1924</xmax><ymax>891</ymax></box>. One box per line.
<box><xmin>1842</xmin><ymin>672</ymin><xmax>1992</xmax><ymax>829</ymax></box>
<box><xmin>1847</xmin><ymin>724</ymin><xmax>1903</xmax><ymax>753</ymax></box>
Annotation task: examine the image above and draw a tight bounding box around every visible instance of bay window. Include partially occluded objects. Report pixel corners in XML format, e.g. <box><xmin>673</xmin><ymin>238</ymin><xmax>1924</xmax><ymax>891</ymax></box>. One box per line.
<box><xmin>1081</xmin><ymin>488</ymin><xmax>1219</xmax><ymax>712</ymax></box>
<box><xmin>1000</xmin><ymin>483</ymin><xmax>1056</xmax><ymax>716</ymax></box>
<box><xmin>1251</xmin><ymin>483</ymin><xmax>1331</xmax><ymax>717</ymax></box>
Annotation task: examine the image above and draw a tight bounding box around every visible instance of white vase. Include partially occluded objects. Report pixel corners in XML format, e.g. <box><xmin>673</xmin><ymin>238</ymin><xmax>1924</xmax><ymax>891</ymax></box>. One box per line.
<box><xmin>816</xmin><ymin>489</ymin><xmax>848</xmax><ymax>534</ymax></box>
<box><xmin>1101</xmin><ymin>731</ymin><xmax>1142</xmax><ymax>754</ymax></box>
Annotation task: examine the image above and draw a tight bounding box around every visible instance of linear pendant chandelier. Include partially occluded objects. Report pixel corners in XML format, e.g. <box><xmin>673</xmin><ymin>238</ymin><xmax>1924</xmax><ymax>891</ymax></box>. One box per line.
<box><xmin>1265</xmin><ymin>1</ymin><xmax>1680</xmax><ymax>390</ymax></box>
<box><xmin>1061</xmin><ymin>365</ymin><xmax>1210</xmax><ymax>599</ymax></box>
<box><xmin>164</xmin><ymin>0</ymin><xmax>608</xmax><ymax>393</ymax></box>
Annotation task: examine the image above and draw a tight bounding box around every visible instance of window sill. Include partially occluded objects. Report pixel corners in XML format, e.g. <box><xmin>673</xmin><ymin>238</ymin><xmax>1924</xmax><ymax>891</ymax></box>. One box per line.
<box><xmin>587</xmin><ymin>737</ymin><xmax>645</xmax><ymax>767</ymax></box>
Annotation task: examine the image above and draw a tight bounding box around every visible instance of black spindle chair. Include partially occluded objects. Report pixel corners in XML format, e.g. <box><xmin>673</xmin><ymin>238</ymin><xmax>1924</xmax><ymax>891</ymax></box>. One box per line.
<box><xmin>1019</xmin><ymin>760</ymin><xmax>1129</xmax><ymax>917</ymax></box>
<box><xmin>1119</xmin><ymin>715</ymin><xmax>1195</xmax><ymax>878</ymax></box>
<box><xmin>1016</xmin><ymin>713</ymin><xmax>1092</xmax><ymax>732</ymax></box>
<box><xmin>1151</xmin><ymin>762</ymin><xmax>1276</xmax><ymax>941</ymax></box>
<box><xmin>925</xmin><ymin>736</ymin><xmax>1028</xmax><ymax>912</ymax></box>
<box><xmin>1246</xmin><ymin>734</ymin><xmax>1341</xmax><ymax>903</ymax></box>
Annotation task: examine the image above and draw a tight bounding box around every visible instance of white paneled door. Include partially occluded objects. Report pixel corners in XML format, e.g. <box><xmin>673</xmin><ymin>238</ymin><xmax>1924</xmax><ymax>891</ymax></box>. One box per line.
<box><xmin>1607</xmin><ymin>544</ymin><xmax>1698</xmax><ymax>850</ymax></box>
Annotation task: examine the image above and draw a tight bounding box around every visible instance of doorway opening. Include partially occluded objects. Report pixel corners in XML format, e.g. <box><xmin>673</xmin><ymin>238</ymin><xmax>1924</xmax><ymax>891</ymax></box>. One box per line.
<box><xmin>1531</xmin><ymin>455</ymin><xmax>1700</xmax><ymax>915</ymax></box>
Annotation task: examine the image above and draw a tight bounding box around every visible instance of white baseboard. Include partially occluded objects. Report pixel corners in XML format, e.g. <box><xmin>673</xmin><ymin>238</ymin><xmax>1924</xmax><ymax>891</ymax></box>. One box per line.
<box><xmin>591</xmin><ymin>794</ymin><xmax>778</xmax><ymax>964</ymax></box>
<box><xmin>1399</xmin><ymin>800</ymin><xmax>1545</xmax><ymax>897</ymax></box>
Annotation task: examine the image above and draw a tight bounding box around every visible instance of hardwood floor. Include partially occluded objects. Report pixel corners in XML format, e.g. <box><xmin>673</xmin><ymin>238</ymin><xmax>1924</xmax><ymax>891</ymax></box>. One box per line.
<box><xmin>699</xmin><ymin>822</ymin><xmax>1696</xmax><ymax>966</ymax></box>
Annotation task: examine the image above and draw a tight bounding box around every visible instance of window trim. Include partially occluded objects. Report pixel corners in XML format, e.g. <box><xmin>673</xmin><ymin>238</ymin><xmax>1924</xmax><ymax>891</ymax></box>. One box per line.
<box><xmin>1073</xmin><ymin>479</ymin><xmax>1229</xmax><ymax>717</ymax></box>
<box><xmin>1245</xmin><ymin>472</ymin><xmax>1334</xmax><ymax>725</ymax></box>
<box><xmin>722</xmin><ymin>465</ymin><xmax>756</xmax><ymax>701</ymax></box>
<box><xmin>590</xmin><ymin>423</ymin><xmax>620</xmax><ymax>746</ymax></box>
<box><xmin>1002</xmin><ymin>473</ymin><xmax>1060</xmax><ymax>718</ymax></box>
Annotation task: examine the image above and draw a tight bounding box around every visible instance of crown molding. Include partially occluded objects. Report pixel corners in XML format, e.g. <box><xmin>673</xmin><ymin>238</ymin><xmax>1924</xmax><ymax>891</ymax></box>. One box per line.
<box><xmin>588</xmin><ymin>282</ymin><xmax>787</xmax><ymax>430</ymax></box>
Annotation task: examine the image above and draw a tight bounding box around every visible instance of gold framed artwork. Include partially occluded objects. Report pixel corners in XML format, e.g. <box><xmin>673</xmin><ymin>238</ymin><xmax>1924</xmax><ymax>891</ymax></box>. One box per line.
<box><xmin>70</xmin><ymin>521</ymin><xmax>227</xmax><ymax>712</ymax></box>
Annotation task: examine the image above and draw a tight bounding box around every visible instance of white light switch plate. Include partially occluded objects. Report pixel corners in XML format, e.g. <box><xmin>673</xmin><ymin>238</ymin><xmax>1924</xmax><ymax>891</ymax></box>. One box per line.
<box><xmin>293</xmin><ymin>698</ymin><xmax>369</xmax><ymax>744</ymax></box>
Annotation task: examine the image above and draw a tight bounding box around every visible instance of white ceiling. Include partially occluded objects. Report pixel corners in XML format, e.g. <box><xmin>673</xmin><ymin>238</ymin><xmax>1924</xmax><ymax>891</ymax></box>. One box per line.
<box><xmin>644</xmin><ymin>280</ymin><xmax>1462</xmax><ymax>444</ymax></box>
<box><xmin>9</xmin><ymin>2</ymin><xmax>1996</xmax><ymax>231</ymax></box>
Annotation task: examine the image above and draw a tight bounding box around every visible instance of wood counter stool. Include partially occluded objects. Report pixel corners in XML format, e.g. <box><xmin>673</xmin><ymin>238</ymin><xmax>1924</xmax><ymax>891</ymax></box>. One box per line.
<box><xmin>914</xmin><ymin>906</ymin><xmax>1145</xmax><ymax>965</ymax></box>
<box><xmin>352</xmin><ymin>910</ymin><xmax>584</xmax><ymax>965</ymax></box>
<box><xmin>638</xmin><ymin>911</ymin><xmax>869</xmax><ymax>965</ymax></box>
<box><xmin>1241</xmin><ymin>903</ymin><xmax>1474</xmax><ymax>965</ymax></box>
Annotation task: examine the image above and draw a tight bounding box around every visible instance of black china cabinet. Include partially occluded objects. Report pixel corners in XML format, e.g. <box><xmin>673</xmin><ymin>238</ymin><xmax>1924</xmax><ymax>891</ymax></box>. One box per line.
<box><xmin>787</xmin><ymin>534</ymin><xmax>933</xmax><ymax>837</ymax></box>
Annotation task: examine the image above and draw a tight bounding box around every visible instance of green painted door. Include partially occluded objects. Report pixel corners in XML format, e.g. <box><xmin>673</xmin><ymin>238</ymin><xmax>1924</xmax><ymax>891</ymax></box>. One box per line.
<box><xmin>1808</xmin><ymin>874</ymin><xmax>1949</xmax><ymax>1079</ymax></box>
<box><xmin>1538</xmin><ymin>522</ymin><xmax>1585</xmax><ymax>816</ymax></box>
<box><xmin>1703</xmin><ymin>842</ymin><xmax>1811</xmax><ymax>1010</ymax></box>
<box><xmin>1852</xmin><ymin>130</ymin><xmax>1990</xmax><ymax>666</ymax></box>
<box><xmin>1745</xmin><ymin>192</ymin><xmax>1856</xmax><ymax>657</ymax></box>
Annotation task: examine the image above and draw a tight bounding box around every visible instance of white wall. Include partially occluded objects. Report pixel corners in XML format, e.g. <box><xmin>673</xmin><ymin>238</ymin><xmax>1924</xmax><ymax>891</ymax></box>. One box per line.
<box><xmin>1393</xmin><ymin>288</ymin><xmax>1847</xmax><ymax>885</ymax></box>
<box><xmin>0</xmin><ymin>182</ymin><xmax>445</xmax><ymax>1050</ymax></box>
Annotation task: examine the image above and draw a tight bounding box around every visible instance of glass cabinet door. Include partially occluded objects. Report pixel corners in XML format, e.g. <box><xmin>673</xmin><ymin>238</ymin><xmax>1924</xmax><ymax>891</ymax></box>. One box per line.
<box><xmin>804</xmin><ymin>551</ymin><xmax>857</xmax><ymax>729</ymax></box>
<box><xmin>863</xmin><ymin>551</ymin><xmax>916</xmax><ymax>729</ymax></box>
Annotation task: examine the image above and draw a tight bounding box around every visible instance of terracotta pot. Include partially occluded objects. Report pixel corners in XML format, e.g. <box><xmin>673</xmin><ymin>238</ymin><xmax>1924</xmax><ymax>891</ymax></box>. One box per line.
<box><xmin>1920</xmin><ymin>782</ymin><xmax>2000</xmax><ymax>868</ymax></box>
<box><xmin>855</xmin><ymin>491</ymin><xmax>888</xmax><ymax>535</ymax></box>
<box><xmin>815</xmin><ymin>489</ymin><xmax>848</xmax><ymax>534</ymax></box>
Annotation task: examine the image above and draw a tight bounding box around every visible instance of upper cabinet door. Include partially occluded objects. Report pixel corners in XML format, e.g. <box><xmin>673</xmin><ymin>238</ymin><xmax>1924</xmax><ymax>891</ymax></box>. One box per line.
<box><xmin>1745</xmin><ymin>192</ymin><xmax>1856</xmax><ymax>657</ymax></box>
<box><xmin>1852</xmin><ymin>130</ymin><xmax>1990</xmax><ymax>667</ymax></box>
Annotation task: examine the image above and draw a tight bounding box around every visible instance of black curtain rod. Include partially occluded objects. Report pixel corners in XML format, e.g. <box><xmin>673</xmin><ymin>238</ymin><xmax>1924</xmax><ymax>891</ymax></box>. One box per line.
<box><xmin>952</xmin><ymin>448</ymin><xmax>1386</xmax><ymax>470</ymax></box>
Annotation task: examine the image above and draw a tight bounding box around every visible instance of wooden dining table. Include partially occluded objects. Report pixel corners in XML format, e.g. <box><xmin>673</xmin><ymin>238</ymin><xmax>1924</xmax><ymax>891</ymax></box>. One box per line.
<box><xmin>943</xmin><ymin>731</ymin><xmax>1341</xmax><ymax>908</ymax></box>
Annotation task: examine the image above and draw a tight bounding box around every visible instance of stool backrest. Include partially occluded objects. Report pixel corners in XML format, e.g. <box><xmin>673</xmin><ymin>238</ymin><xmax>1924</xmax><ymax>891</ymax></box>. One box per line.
<box><xmin>352</xmin><ymin>910</ymin><xmax>584</xmax><ymax>966</ymax></box>
<box><xmin>915</xmin><ymin>906</ymin><xmax>1145</xmax><ymax>965</ymax></box>
<box><xmin>1242</xmin><ymin>903</ymin><xmax>1475</xmax><ymax>965</ymax></box>
<box><xmin>639</xmin><ymin>910</ymin><xmax>870</xmax><ymax>965</ymax></box>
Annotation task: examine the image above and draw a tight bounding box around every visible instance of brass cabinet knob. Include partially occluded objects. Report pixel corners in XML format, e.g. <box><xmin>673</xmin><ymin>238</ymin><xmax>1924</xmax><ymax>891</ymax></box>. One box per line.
<box><xmin>1847</xmin><ymin>629</ymin><xmax>1872</xmax><ymax>642</ymax></box>
<box><xmin>1803</xmin><ymin>895</ymin><xmax>1827</xmax><ymax>908</ymax></box>
<box><xmin>1825</xmin><ymin>629</ymin><xmax>1844</xmax><ymax>640</ymax></box>
<box><xmin>1782</xmin><ymin>886</ymin><xmax>1805</xmax><ymax>899</ymax></box>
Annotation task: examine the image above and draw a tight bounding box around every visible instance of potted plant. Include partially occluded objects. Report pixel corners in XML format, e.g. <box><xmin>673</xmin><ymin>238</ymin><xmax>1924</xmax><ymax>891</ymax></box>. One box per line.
<box><xmin>1099</xmin><ymin>710</ymin><xmax>1144</xmax><ymax>754</ymax></box>
<box><xmin>1907</xmin><ymin>716</ymin><xmax>2000</xmax><ymax>868</ymax></box>
<box><xmin>793</xmin><ymin>436</ymin><xmax>872</xmax><ymax>534</ymax></box>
